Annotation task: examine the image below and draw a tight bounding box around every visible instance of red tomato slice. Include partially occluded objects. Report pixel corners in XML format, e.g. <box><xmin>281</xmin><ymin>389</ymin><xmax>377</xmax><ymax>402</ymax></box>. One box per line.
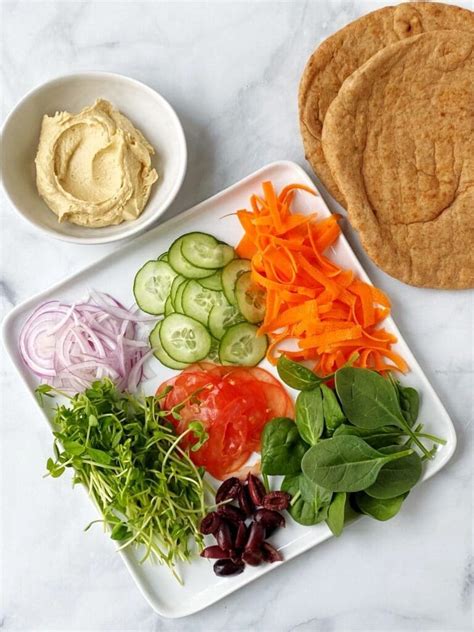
<box><xmin>260</xmin><ymin>383</ymin><xmax>294</xmax><ymax>419</ymax></box>
<box><xmin>156</xmin><ymin>363</ymin><xmax>294</xmax><ymax>480</ymax></box>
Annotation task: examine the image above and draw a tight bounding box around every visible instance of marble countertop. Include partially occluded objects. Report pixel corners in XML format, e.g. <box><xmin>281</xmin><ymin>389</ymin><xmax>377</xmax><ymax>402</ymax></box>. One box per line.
<box><xmin>1</xmin><ymin>1</ymin><xmax>472</xmax><ymax>630</ymax></box>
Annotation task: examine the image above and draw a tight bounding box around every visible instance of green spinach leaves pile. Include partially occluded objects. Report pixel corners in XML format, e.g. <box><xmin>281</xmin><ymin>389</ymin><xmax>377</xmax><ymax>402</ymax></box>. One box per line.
<box><xmin>260</xmin><ymin>356</ymin><xmax>445</xmax><ymax>535</ymax></box>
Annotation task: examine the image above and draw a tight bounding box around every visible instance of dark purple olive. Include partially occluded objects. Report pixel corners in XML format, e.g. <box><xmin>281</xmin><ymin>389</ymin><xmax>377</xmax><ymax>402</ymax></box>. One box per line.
<box><xmin>237</xmin><ymin>484</ymin><xmax>255</xmax><ymax>516</ymax></box>
<box><xmin>230</xmin><ymin>551</ymin><xmax>243</xmax><ymax>564</ymax></box>
<box><xmin>264</xmin><ymin>524</ymin><xmax>278</xmax><ymax>538</ymax></box>
<box><xmin>216</xmin><ymin>521</ymin><xmax>234</xmax><ymax>552</ymax></box>
<box><xmin>262</xmin><ymin>491</ymin><xmax>291</xmax><ymax>511</ymax></box>
<box><xmin>254</xmin><ymin>508</ymin><xmax>285</xmax><ymax>529</ymax></box>
<box><xmin>200</xmin><ymin>545</ymin><xmax>231</xmax><ymax>559</ymax></box>
<box><xmin>261</xmin><ymin>541</ymin><xmax>283</xmax><ymax>563</ymax></box>
<box><xmin>245</xmin><ymin>522</ymin><xmax>265</xmax><ymax>552</ymax></box>
<box><xmin>217</xmin><ymin>504</ymin><xmax>246</xmax><ymax>524</ymax></box>
<box><xmin>247</xmin><ymin>473</ymin><xmax>266</xmax><ymax>507</ymax></box>
<box><xmin>213</xmin><ymin>559</ymin><xmax>245</xmax><ymax>577</ymax></box>
<box><xmin>234</xmin><ymin>521</ymin><xmax>248</xmax><ymax>550</ymax></box>
<box><xmin>242</xmin><ymin>549</ymin><xmax>263</xmax><ymax>566</ymax></box>
<box><xmin>199</xmin><ymin>512</ymin><xmax>222</xmax><ymax>535</ymax></box>
<box><xmin>216</xmin><ymin>477</ymin><xmax>241</xmax><ymax>504</ymax></box>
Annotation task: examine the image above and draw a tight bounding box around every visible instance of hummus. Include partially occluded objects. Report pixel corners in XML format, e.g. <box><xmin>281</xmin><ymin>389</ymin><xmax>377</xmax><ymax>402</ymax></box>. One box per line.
<box><xmin>35</xmin><ymin>99</ymin><xmax>158</xmax><ymax>227</ymax></box>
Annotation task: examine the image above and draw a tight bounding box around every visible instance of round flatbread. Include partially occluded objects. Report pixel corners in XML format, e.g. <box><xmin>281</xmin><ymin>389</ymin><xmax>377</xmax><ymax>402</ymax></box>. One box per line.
<box><xmin>321</xmin><ymin>30</ymin><xmax>474</xmax><ymax>289</ymax></box>
<box><xmin>299</xmin><ymin>2</ymin><xmax>474</xmax><ymax>207</ymax></box>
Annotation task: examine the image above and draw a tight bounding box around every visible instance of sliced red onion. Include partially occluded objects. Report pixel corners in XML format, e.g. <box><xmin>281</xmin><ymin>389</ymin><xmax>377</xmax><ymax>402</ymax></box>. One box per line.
<box><xmin>19</xmin><ymin>292</ymin><xmax>152</xmax><ymax>393</ymax></box>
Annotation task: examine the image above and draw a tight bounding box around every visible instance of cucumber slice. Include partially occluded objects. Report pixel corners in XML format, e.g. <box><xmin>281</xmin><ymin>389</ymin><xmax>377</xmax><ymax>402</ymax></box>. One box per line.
<box><xmin>170</xmin><ymin>275</ymin><xmax>186</xmax><ymax>303</ymax></box>
<box><xmin>181</xmin><ymin>232</ymin><xmax>235</xmax><ymax>270</ymax></box>
<box><xmin>133</xmin><ymin>260</ymin><xmax>177</xmax><ymax>315</ymax></box>
<box><xmin>198</xmin><ymin>271</ymin><xmax>223</xmax><ymax>291</ymax></box>
<box><xmin>168</xmin><ymin>236</ymin><xmax>217</xmax><ymax>279</ymax></box>
<box><xmin>164</xmin><ymin>296</ymin><xmax>174</xmax><ymax>316</ymax></box>
<box><xmin>222</xmin><ymin>259</ymin><xmax>251</xmax><ymax>306</ymax></box>
<box><xmin>149</xmin><ymin>321</ymin><xmax>188</xmax><ymax>370</ymax></box>
<box><xmin>235</xmin><ymin>271</ymin><xmax>266</xmax><ymax>324</ymax></box>
<box><xmin>208</xmin><ymin>302</ymin><xmax>244</xmax><ymax>339</ymax></box>
<box><xmin>158</xmin><ymin>252</ymin><xmax>169</xmax><ymax>261</ymax></box>
<box><xmin>206</xmin><ymin>336</ymin><xmax>220</xmax><ymax>363</ymax></box>
<box><xmin>160</xmin><ymin>314</ymin><xmax>212</xmax><ymax>363</ymax></box>
<box><xmin>219</xmin><ymin>323</ymin><xmax>268</xmax><ymax>367</ymax></box>
<box><xmin>173</xmin><ymin>280</ymin><xmax>188</xmax><ymax>313</ymax></box>
<box><xmin>181</xmin><ymin>280</ymin><xmax>224</xmax><ymax>325</ymax></box>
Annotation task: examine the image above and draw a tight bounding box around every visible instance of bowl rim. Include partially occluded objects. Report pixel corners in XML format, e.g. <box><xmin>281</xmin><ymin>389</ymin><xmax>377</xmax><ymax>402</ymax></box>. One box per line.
<box><xmin>0</xmin><ymin>70</ymin><xmax>187</xmax><ymax>245</ymax></box>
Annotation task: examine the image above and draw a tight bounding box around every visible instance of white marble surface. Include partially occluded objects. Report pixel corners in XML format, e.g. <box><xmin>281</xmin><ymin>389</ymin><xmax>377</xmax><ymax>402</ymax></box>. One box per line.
<box><xmin>1</xmin><ymin>1</ymin><xmax>473</xmax><ymax>630</ymax></box>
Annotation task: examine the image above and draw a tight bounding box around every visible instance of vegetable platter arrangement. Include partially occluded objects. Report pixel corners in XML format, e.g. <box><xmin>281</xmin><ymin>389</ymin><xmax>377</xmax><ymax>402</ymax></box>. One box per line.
<box><xmin>2</xmin><ymin>161</ymin><xmax>456</xmax><ymax>618</ymax></box>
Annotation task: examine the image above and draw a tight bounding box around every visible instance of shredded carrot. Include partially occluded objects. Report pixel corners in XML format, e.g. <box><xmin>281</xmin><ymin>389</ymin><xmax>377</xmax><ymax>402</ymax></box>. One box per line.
<box><xmin>236</xmin><ymin>180</ymin><xmax>407</xmax><ymax>375</ymax></box>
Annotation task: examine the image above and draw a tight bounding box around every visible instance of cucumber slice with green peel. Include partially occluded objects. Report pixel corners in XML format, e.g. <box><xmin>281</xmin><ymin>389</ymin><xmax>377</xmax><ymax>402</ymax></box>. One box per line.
<box><xmin>181</xmin><ymin>280</ymin><xmax>225</xmax><ymax>325</ymax></box>
<box><xmin>208</xmin><ymin>302</ymin><xmax>244</xmax><ymax>339</ymax></box>
<box><xmin>133</xmin><ymin>260</ymin><xmax>177</xmax><ymax>315</ymax></box>
<box><xmin>206</xmin><ymin>336</ymin><xmax>220</xmax><ymax>363</ymax></box>
<box><xmin>219</xmin><ymin>323</ymin><xmax>267</xmax><ymax>366</ymax></box>
<box><xmin>149</xmin><ymin>321</ymin><xmax>188</xmax><ymax>370</ymax></box>
<box><xmin>157</xmin><ymin>252</ymin><xmax>169</xmax><ymax>261</ymax></box>
<box><xmin>198</xmin><ymin>271</ymin><xmax>223</xmax><ymax>291</ymax></box>
<box><xmin>170</xmin><ymin>275</ymin><xmax>186</xmax><ymax>303</ymax></box>
<box><xmin>222</xmin><ymin>259</ymin><xmax>251</xmax><ymax>306</ymax></box>
<box><xmin>235</xmin><ymin>271</ymin><xmax>266</xmax><ymax>324</ymax></box>
<box><xmin>168</xmin><ymin>236</ymin><xmax>217</xmax><ymax>279</ymax></box>
<box><xmin>181</xmin><ymin>232</ymin><xmax>235</xmax><ymax>270</ymax></box>
<box><xmin>164</xmin><ymin>296</ymin><xmax>174</xmax><ymax>316</ymax></box>
<box><xmin>160</xmin><ymin>314</ymin><xmax>212</xmax><ymax>363</ymax></box>
<box><xmin>173</xmin><ymin>280</ymin><xmax>188</xmax><ymax>313</ymax></box>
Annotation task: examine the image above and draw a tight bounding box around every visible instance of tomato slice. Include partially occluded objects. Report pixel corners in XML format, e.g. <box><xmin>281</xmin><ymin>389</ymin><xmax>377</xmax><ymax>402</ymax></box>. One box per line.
<box><xmin>156</xmin><ymin>363</ymin><xmax>294</xmax><ymax>479</ymax></box>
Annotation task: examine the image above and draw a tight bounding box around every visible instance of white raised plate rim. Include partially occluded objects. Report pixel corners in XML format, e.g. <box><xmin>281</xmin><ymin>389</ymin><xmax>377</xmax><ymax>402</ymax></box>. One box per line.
<box><xmin>1</xmin><ymin>160</ymin><xmax>457</xmax><ymax>618</ymax></box>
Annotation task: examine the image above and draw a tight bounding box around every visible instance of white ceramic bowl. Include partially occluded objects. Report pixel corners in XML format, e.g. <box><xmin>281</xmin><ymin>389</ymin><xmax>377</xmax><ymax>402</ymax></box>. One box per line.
<box><xmin>1</xmin><ymin>72</ymin><xmax>187</xmax><ymax>244</ymax></box>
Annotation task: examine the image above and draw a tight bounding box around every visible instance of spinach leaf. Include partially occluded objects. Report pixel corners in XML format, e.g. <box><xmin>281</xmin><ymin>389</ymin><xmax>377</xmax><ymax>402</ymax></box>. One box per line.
<box><xmin>353</xmin><ymin>491</ymin><xmax>407</xmax><ymax>521</ymax></box>
<box><xmin>365</xmin><ymin>445</ymin><xmax>422</xmax><ymax>499</ymax></box>
<box><xmin>281</xmin><ymin>473</ymin><xmax>332</xmax><ymax>526</ymax></box>
<box><xmin>261</xmin><ymin>417</ymin><xmax>308</xmax><ymax>475</ymax></box>
<box><xmin>295</xmin><ymin>388</ymin><xmax>324</xmax><ymax>445</ymax></box>
<box><xmin>335</xmin><ymin>367</ymin><xmax>406</xmax><ymax>430</ymax></box>
<box><xmin>396</xmin><ymin>383</ymin><xmax>420</xmax><ymax>427</ymax></box>
<box><xmin>301</xmin><ymin>435</ymin><xmax>414</xmax><ymax>492</ymax></box>
<box><xmin>321</xmin><ymin>383</ymin><xmax>345</xmax><ymax>435</ymax></box>
<box><xmin>277</xmin><ymin>355</ymin><xmax>322</xmax><ymax>391</ymax></box>
<box><xmin>326</xmin><ymin>491</ymin><xmax>347</xmax><ymax>536</ymax></box>
<box><xmin>333</xmin><ymin>424</ymin><xmax>402</xmax><ymax>449</ymax></box>
<box><xmin>335</xmin><ymin>367</ymin><xmax>432</xmax><ymax>459</ymax></box>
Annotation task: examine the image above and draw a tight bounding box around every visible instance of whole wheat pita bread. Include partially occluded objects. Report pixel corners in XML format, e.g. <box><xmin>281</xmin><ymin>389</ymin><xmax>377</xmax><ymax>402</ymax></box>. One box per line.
<box><xmin>321</xmin><ymin>30</ymin><xmax>474</xmax><ymax>289</ymax></box>
<box><xmin>299</xmin><ymin>2</ymin><xmax>474</xmax><ymax>206</ymax></box>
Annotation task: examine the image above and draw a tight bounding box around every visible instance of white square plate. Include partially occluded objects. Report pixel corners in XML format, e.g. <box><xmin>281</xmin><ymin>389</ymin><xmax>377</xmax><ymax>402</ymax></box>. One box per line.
<box><xmin>2</xmin><ymin>161</ymin><xmax>457</xmax><ymax>618</ymax></box>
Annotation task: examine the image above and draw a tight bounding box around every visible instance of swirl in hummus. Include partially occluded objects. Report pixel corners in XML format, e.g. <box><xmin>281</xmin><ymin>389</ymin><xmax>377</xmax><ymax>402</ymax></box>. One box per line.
<box><xmin>35</xmin><ymin>99</ymin><xmax>158</xmax><ymax>227</ymax></box>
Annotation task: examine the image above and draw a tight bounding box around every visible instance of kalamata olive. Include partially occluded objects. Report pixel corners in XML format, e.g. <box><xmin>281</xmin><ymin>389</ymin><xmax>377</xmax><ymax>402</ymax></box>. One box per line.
<box><xmin>237</xmin><ymin>484</ymin><xmax>255</xmax><ymax>516</ymax></box>
<box><xmin>216</xmin><ymin>477</ymin><xmax>241</xmax><ymax>503</ymax></box>
<box><xmin>200</xmin><ymin>545</ymin><xmax>231</xmax><ymax>559</ymax></box>
<box><xmin>245</xmin><ymin>522</ymin><xmax>265</xmax><ymax>552</ymax></box>
<box><xmin>261</xmin><ymin>541</ymin><xmax>283</xmax><ymax>563</ymax></box>
<box><xmin>234</xmin><ymin>521</ymin><xmax>248</xmax><ymax>550</ymax></box>
<box><xmin>262</xmin><ymin>491</ymin><xmax>291</xmax><ymax>511</ymax></box>
<box><xmin>254</xmin><ymin>508</ymin><xmax>285</xmax><ymax>529</ymax></box>
<box><xmin>199</xmin><ymin>511</ymin><xmax>222</xmax><ymax>535</ymax></box>
<box><xmin>217</xmin><ymin>504</ymin><xmax>246</xmax><ymax>525</ymax></box>
<box><xmin>242</xmin><ymin>549</ymin><xmax>263</xmax><ymax>566</ymax></box>
<box><xmin>216</xmin><ymin>521</ymin><xmax>234</xmax><ymax>552</ymax></box>
<box><xmin>230</xmin><ymin>551</ymin><xmax>243</xmax><ymax>564</ymax></box>
<box><xmin>247</xmin><ymin>473</ymin><xmax>266</xmax><ymax>506</ymax></box>
<box><xmin>264</xmin><ymin>524</ymin><xmax>278</xmax><ymax>538</ymax></box>
<box><xmin>213</xmin><ymin>559</ymin><xmax>245</xmax><ymax>577</ymax></box>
